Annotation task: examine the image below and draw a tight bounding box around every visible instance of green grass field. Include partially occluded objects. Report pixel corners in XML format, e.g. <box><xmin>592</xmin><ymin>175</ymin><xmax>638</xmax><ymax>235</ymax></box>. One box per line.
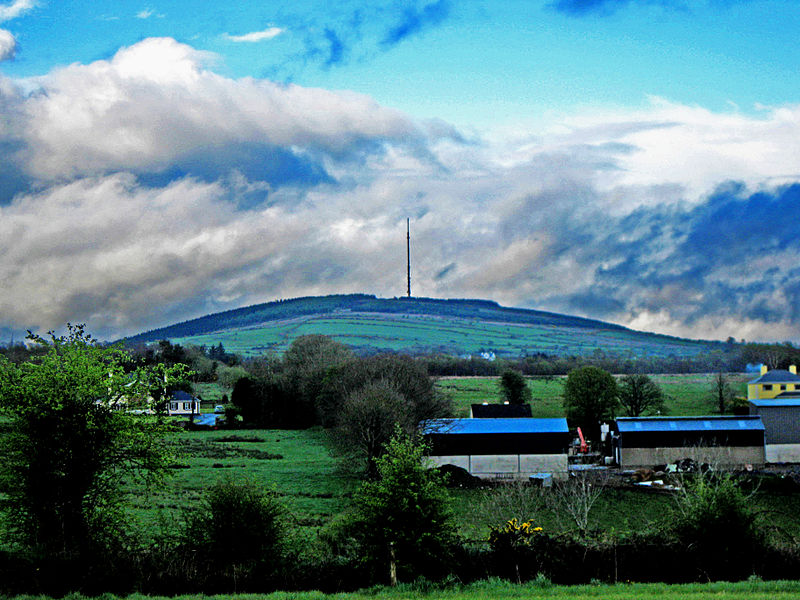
<box><xmin>10</xmin><ymin>579</ymin><xmax>800</xmax><ymax>599</ymax></box>
<box><xmin>170</xmin><ymin>311</ymin><xmax>714</xmax><ymax>359</ymax></box>
<box><xmin>436</xmin><ymin>373</ymin><xmax>752</xmax><ymax>418</ymax></box>
<box><xmin>134</xmin><ymin>372</ymin><xmax>779</xmax><ymax>545</ymax></box>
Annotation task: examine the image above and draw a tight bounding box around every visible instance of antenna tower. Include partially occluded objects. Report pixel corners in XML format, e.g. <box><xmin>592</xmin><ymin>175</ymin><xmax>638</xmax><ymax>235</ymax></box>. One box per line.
<box><xmin>406</xmin><ymin>218</ymin><xmax>412</xmax><ymax>298</ymax></box>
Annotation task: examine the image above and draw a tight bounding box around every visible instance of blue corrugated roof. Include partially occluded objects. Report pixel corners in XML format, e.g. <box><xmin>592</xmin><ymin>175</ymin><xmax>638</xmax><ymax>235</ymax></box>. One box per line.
<box><xmin>750</xmin><ymin>398</ymin><xmax>800</xmax><ymax>408</ymax></box>
<box><xmin>421</xmin><ymin>417</ymin><xmax>569</xmax><ymax>435</ymax></box>
<box><xmin>616</xmin><ymin>416</ymin><xmax>764</xmax><ymax>433</ymax></box>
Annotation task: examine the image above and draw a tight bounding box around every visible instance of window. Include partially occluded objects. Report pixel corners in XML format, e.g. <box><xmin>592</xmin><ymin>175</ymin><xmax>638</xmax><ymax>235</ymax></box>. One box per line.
<box><xmin>763</xmin><ymin>384</ymin><xmax>773</xmax><ymax>391</ymax></box>
<box><xmin>170</xmin><ymin>402</ymin><xmax>178</xmax><ymax>411</ymax></box>
<box><xmin>781</xmin><ymin>385</ymin><xmax>787</xmax><ymax>391</ymax></box>
<box><xmin>183</xmin><ymin>402</ymin><xmax>191</xmax><ymax>410</ymax></box>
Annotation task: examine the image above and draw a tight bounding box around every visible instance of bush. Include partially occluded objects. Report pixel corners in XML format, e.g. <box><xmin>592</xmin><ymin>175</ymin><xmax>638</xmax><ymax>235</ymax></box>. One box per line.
<box><xmin>670</xmin><ymin>472</ymin><xmax>765</xmax><ymax>580</ymax></box>
<box><xmin>182</xmin><ymin>475</ymin><xmax>287</xmax><ymax>588</ymax></box>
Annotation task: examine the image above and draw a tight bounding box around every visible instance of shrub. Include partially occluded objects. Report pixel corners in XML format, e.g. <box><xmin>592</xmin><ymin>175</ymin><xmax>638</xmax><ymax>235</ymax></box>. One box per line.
<box><xmin>671</xmin><ymin>472</ymin><xmax>765</xmax><ymax>580</ymax></box>
<box><xmin>182</xmin><ymin>475</ymin><xmax>287</xmax><ymax>588</ymax></box>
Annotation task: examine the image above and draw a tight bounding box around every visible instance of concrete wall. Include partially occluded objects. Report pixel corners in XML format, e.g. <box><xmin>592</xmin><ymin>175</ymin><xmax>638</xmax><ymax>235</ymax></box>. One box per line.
<box><xmin>765</xmin><ymin>444</ymin><xmax>800</xmax><ymax>463</ymax></box>
<box><xmin>619</xmin><ymin>446</ymin><xmax>765</xmax><ymax>469</ymax></box>
<box><xmin>427</xmin><ymin>454</ymin><xmax>568</xmax><ymax>479</ymax></box>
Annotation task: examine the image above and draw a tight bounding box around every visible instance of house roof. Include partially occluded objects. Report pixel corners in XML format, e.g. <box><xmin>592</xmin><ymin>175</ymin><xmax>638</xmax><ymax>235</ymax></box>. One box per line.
<box><xmin>616</xmin><ymin>416</ymin><xmax>764</xmax><ymax>433</ymax></box>
<box><xmin>421</xmin><ymin>417</ymin><xmax>569</xmax><ymax>435</ymax></box>
<box><xmin>470</xmin><ymin>403</ymin><xmax>532</xmax><ymax>418</ymax></box>
<box><xmin>169</xmin><ymin>390</ymin><xmax>198</xmax><ymax>401</ymax></box>
<box><xmin>750</xmin><ymin>398</ymin><xmax>800</xmax><ymax>408</ymax></box>
<box><xmin>748</xmin><ymin>369</ymin><xmax>800</xmax><ymax>384</ymax></box>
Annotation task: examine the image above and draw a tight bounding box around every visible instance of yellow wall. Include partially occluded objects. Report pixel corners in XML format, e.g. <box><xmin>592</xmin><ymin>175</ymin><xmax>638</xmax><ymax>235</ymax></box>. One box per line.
<box><xmin>748</xmin><ymin>381</ymin><xmax>800</xmax><ymax>400</ymax></box>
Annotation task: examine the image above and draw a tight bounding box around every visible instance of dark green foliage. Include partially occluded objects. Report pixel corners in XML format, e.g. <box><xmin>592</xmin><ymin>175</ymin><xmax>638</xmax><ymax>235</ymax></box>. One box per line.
<box><xmin>498</xmin><ymin>369</ymin><xmax>531</xmax><ymax>405</ymax></box>
<box><xmin>618</xmin><ymin>374</ymin><xmax>667</xmax><ymax>417</ymax></box>
<box><xmin>670</xmin><ymin>472</ymin><xmax>765</xmax><ymax>580</ymax></box>
<box><xmin>563</xmin><ymin>366</ymin><xmax>618</xmax><ymax>441</ymax></box>
<box><xmin>344</xmin><ymin>429</ymin><xmax>458</xmax><ymax>583</ymax></box>
<box><xmin>182</xmin><ymin>476</ymin><xmax>287</xmax><ymax>581</ymax></box>
<box><xmin>0</xmin><ymin>325</ymin><xmax>172</xmax><ymax>562</ymax></box>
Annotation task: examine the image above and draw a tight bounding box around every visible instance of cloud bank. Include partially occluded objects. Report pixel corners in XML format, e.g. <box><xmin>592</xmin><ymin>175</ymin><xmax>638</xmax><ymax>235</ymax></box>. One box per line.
<box><xmin>1</xmin><ymin>36</ymin><xmax>799</xmax><ymax>344</ymax></box>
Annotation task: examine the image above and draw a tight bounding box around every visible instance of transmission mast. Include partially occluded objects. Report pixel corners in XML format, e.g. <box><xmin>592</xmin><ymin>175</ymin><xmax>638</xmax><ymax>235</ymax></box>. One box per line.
<box><xmin>406</xmin><ymin>218</ymin><xmax>412</xmax><ymax>298</ymax></box>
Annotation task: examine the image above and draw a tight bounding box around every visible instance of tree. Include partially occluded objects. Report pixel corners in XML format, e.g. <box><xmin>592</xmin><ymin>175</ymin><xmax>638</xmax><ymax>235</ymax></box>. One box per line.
<box><xmin>618</xmin><ymin>374</ymin><xmax>666</xmax><ymax>417</ymax></box>
<box><xmin>182</xmin><ymin>476</ymin><xmax>287</xmax><ymax>584</ymax></box>
<box><xmin>563</xmin><ymin>366</ymin><xmax>618</xmax><ymax>441</ymax></box>
<box><xmin>283</xmin><ymin>335</ymin><xmax>354</xmax><ymax>426</ymax></box>
<box><xmin>335</xmin><ymin>381</ymin><xmax>408</xmax><ymax>478</ymax></box>
<box><xmin>710</xmin><ymin>372</ymin><xmax>735</xmax><ymax>415</ymax></box>
<box><xmin>498</xmin><ymin>369</ymin><xmax>532</xmax><ymax>405</ymax></box>
<box><xmin>0</xmin><ymin>325</ymin><xmax>172</xmax><ymax>561</ymax></box>
<box><xmin>346</xmin><ymin>428</ymin><xmax>457</xmax><ymax>584</ymax></box>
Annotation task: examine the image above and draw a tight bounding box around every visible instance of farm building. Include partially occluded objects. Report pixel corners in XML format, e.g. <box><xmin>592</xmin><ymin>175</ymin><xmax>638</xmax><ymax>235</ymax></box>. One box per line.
<box><xmin>614</xmin><ymin>416</ymin><xmax>766</xmax><ymax>469</ymax></box>
<box><xmin>747</xmin><ymin>365</ymin><xmax>800</xmax><ymax>400</ymax></box>
<box><xmin>470</xmin><ymin>403</ymin><xmax>532</xmax><ymax>418</ymax></box>
<box><xmin>749</xmin><ymin>399</ymin><xmax>800</xmax><ymax>462</ymax></box>
<box><xmin>421</xmin><ymin>417</ymin><xmax>570</xmax><ymax>479</ymax></box>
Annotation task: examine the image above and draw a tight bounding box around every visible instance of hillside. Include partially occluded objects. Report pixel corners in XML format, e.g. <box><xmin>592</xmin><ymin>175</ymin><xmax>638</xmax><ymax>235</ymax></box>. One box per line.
<box><xmin>123</xmin><ymin>294</ymin><xmax>723</xmax><ymax>359</ymax></box>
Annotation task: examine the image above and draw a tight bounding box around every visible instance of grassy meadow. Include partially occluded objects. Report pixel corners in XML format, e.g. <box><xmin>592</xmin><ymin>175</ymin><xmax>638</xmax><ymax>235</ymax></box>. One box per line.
<box><xmin>169</xmin><ymin>311</ymin><xmax>713</xmax><ymax>359</ymax></box>
<box><xmin>9</xmin><ymin>579</ymin><xmax>800</xmax><ymax>600</ymax></box>
<box><xmin>129</xmin><ymin>371</ymin><xmax>788</xmax><ymax>545</ymax></box>
<box><xmin>436</xmin><ymin>373</ymin><xmax>752</xmax><ymax>418</ymax></box>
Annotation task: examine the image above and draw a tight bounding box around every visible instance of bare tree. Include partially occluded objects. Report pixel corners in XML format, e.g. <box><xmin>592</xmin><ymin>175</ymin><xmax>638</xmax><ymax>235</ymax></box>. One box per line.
<box><xmin>710</xmin><ymin>372</ymin><xmax>735</xmax><ymax>415</ymax></box>
<box><xmin>547</xmin><ymin>471</ymin><xmax>608</xmax><ymax>536</ymax></box>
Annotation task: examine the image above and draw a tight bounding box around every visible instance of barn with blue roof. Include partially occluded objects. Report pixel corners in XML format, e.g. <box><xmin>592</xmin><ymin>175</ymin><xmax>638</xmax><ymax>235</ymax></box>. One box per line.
<box><xmin>614</xmin><ymin>416</ymin><xmax>766</xmax><ymax>469</ymax></box>
<box><xmin>420</xmin><ymin>417</ymin><xmax>570</xmax><ymax>479</ymax></box>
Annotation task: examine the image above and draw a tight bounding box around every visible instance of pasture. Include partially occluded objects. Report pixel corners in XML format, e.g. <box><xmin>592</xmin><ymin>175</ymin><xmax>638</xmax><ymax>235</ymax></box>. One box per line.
<box><xmin>9</xmin><ymin>579</ymin><xmax>800</xmax><ymax>599</ymax></box>
<box><xmin>169</xmin><ymin>311</ymin><xmax>713</xmax><ymax>359</ymax></box>
<box><xmin>436</xmin><ymin>373</ymin><xmax>752</xmax><ymax>418</ymax></box>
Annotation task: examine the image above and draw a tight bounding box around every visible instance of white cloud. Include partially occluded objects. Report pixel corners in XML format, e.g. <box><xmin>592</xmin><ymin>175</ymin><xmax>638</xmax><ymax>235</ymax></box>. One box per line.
<box><xmin>0</xmin><ymin>28</ymin><xmax>14</xmax><ymax>61</ymax></box>
<box><xmin>3</xmin><ymin>37</ymin><xmax>800</xmax><ymax>343</ymax></box>
<box><xmin>0</xmin><ymin>0</ymin><xmax>33</xmax><ymax>22</ymax></box>
<box><xmin>225</xmin><ymin>27</ymin><xmax>284</xmax><ymax>43</ymax></box>
<box><xmin>9</xmin><ymin>37</ymin><xmax>425</xmax><ymax>181</ymax></box>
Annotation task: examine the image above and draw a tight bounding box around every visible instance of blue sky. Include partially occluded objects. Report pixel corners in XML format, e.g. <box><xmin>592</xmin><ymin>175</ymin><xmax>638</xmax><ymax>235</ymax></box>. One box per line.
<box><xmin>1</xmin><ymin>0</ymin><xmax>800</xmax><ymax>343</ymax></box>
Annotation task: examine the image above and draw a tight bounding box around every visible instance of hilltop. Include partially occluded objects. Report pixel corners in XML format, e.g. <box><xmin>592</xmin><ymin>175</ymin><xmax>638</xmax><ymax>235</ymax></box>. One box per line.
<box><xmin>123</xmin><ymin>294</ymin><xmax>722</xmax><ymax>359</ymax></box>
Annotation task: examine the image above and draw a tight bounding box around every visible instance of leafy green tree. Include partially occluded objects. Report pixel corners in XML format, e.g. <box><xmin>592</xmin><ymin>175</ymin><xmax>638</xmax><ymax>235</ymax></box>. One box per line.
<box><xmin>346</xmin><ymin>428</ymin><xmax>457</xmax><ymax>584</ymax></box>
<box><xmin>0</xmin><ymin>325</ymin><xmax>172</xmax><ymax>561</ymax></box>
<box><xmin>618</xmin><ymin>374</ymin><xmax>667</xmax><ymax>417</ymax></box>
<box><xmin>563</xmin><ymin>366</ymin><xmax>618</xmax><ymax>441</ymax></box>
<box><xmin>498</xmin><ymin>369</ymin><xmax>532</xmax><ymax>405</ymax></box>
<box><xmin>182</xmin><ymin>476</ymin><xmax>287</xmax><ymax>583</ymax></box>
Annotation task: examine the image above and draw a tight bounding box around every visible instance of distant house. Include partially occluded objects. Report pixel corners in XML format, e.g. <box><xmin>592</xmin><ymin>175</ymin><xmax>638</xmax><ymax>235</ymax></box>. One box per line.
<box><xmin>614</xmin><ymin>416</ymin><xmax>766</xmax><ymax>469</ymax></box>
<box><xmin>421</xmin><ymin>417</ymin><xmax>570</xmax><ymax>480</ymax></box>
<box><xmin>470</xmin><ymin>403</ymin><xmax>532</xmax><ymax>418</ymax></box>
<box><xmin>167</xmin><ymin>390</ymin><xmax>200</xmax><ymax>416</ymax></box>
<box><xmin>749</xmin><ymin>398</ymin><xmax>800</xmax><ymax>462</ymax></box>
<box><xmin>747</xmin><ymin>365</ymin><xmax>800</xmax><ymax>400</ymax></box>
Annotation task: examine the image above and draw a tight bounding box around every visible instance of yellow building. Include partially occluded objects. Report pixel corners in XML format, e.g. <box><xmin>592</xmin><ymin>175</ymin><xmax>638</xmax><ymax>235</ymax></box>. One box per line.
<box><xmin>747</xmin><ymin>365</ymin><xmax>800</xmax><ymax>400</ymax></box>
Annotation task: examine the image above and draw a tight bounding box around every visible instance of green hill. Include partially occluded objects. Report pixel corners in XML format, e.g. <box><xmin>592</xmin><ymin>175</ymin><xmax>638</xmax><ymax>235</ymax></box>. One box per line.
<box><xmin>123</xmin><ymin>294</ymin><xmax>722</xmax><ymax>359</ymax></box>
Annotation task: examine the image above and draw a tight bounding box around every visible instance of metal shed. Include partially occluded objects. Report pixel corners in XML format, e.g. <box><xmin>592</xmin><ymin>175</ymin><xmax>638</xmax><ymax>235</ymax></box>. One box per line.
<box><xmin>421</xmin><ymin>417</ymin><xmax>570</xmax><ymax>479</ymax></box>
<box><xmin>614</xmin><ymin>416</ymin><xmax>766</xmax><ymax>469</ymax></box>
<box><xmin>749</xmin><ymin>399</ymin><xmax>800</xmax><ymax>462</ymax></box>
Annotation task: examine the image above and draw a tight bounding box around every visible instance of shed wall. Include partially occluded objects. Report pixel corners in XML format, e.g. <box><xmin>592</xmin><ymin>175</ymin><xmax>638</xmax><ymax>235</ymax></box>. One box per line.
<box><xmin>619</xmin><ymin>445</ymin><xmax>765</xmax><ymax>469</ymax></box>
<box><xmin>749</xmin><ymin>406</ymin><xmax>800</xmax><ymax>445</ymax></box>
<box><xmin>428</xmin><ymin>454</ymin><xmax>568</xmax><ymax>480</ymax></box>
